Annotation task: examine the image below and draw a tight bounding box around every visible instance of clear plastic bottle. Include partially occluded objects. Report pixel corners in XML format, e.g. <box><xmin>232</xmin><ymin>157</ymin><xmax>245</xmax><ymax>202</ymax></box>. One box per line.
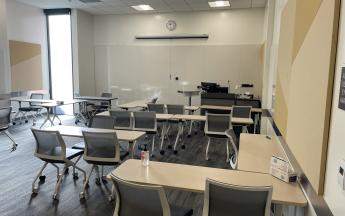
<box><xmin>141</xmin><ymin>144</ymin><xmax>150</xmax><ymax>166</ymax></box>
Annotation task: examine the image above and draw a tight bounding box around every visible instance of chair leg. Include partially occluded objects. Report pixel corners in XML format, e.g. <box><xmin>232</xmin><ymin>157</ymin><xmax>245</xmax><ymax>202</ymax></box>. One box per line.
<box><xmin>226</xmin><ymin>140</ymin><xmax>230</xmax><ymax>163</ymax></box>
<box><xmin>206</xmin><ymin>137</ymin><xmax>211</xmax><ymax>161</ymax></box>
<box><xmin>32</xmin><ymin>162</ymin><xmax>48</xmax><ymax>194</ymax></box>
<box><xmin>53</xmin><ymin>165</ymin><xmax>68</xmax><ymax>200</ymax></box>
<box><xmin>51</xmin><ymin>163</ymin><xmax>60</xmax><ymax>179</ymax></box>
<box><xmin>151</xmin><ymin>135</ymin><xmax>156</xmax><ymax>157</ymax></box>
<box><xmin>95</xmin><ymin>165</ymin><xmax>101</xmax><ymax>185</ymax></box>
<box><xmin>80</xmin><ymin>165</ymin><xmax>95</xmax><ymax>199</ymax></box>
<box><xmin>4</xmin><ymin>130</ymin><xmax>18</xmax><ymax>152</ymax></box>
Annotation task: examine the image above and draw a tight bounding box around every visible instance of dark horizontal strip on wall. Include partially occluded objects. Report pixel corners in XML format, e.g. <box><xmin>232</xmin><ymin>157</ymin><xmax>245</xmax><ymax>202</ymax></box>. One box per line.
<box><xmin>264</xmin><ymin>110</ymin><xmax>333</xmax><ymax>216</ymax></box>
<box><xmin>135</xmin><ymin>34</ymin><xmax>209</xmax><ymax>40</ymax></box>
<box><xmin>43</xmin><ymin>8</ymin><xmax>71</xmax><ymax>15</ymax></box>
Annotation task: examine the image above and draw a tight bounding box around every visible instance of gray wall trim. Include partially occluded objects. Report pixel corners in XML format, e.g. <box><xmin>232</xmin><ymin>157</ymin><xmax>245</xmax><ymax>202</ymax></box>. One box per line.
<box><xmin>264</xmin><ymin>110</ymin><xmax>333</xmax><ymax>216</ymax></box>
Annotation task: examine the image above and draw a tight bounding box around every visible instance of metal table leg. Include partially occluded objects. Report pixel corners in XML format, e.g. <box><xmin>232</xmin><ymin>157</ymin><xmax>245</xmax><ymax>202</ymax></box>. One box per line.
<box><xmin>159</xmin><ymin>121</ymin><xmax>167</xmax><ymax>155</ymax></box>
<box><xmin>173</xmin><ymin>120</ymin><xmax>183</xmax><ymax>154</ymax></box>
<box><xmin>40</xmin><ymin>107</ymin><xmax>54</xmax><ymax>128</ymax></box>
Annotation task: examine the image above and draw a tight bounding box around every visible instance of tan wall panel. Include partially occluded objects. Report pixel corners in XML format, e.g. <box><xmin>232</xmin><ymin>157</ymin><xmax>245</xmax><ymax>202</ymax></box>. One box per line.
<box><xmin>293</xmin><ymin>0</ymin><xmax>322</xmax><ymax>61</ymax></box>
<box><xmin>274</xmin><ymin>0</ymin><xmax>296</xmax><ymax>135</ymax></box>
<box><xmin>285</xmin><ymin>0</ymin><xmax>340</xmax><ymax>194</ymax></box>
<box><xmin>9</xmin><ymin>40</ymin><xmax>41</xmax><ymax>66</ymax></box>
<box><xmin>11</xmin><ymin>55</ymin><xmax>43</xmax><ymax>91</ymax></box>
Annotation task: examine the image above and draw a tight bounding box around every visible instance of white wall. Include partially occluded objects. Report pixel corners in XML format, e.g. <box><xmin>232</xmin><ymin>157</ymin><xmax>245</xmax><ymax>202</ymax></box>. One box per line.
<box><xmin>5</xmin><ymin>0</ymin><xmax>49</xmax><ymax>91</ymax></box>
<box><xmin>0</xmin><ymin>0</ymin><xmax>10</xmax><ymax>94</ymax></box>
<box><xmin>323</xmin><ymin>1</ymin><xmax>345</xmax><ymax>216</ymax></box>
<box><xmin>92</xmin><ymin>9</ymin><xmax>265</xmax><ymax>105</ymax></box>
<box><xmin>74</xmin><ymin>9</ymin><xmax>95</xmax><ymax>96</ymax></box>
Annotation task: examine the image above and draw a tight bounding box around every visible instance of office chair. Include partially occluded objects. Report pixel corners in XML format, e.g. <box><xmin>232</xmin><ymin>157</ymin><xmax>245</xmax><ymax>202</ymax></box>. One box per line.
<box><xmin>133</xmin><ymin>111</ymin><xmax>157</xmax><ymax>157</ymax></box>
<box><xmin>0</xmin><ymin>107</ymin><xmax>18</xmax><ymax>152</ymax></box>
<box><xmin>109</xmin><ymin>110</ymin><xmax>132</xmax><ymax>130</ymax></box>
<box><xmin>112</xmin><ymin>176</ymin><xmax>193</xmax><ymax>216</ymax></box>
<box><xmin>87</xmin><ymin>92</ymin><xmax>112</xmax><ymax>116</ymax></box>
<box><xmin>148</xmin><ymin>103</ymin><xmax>165</xmax><ymax>114</ymax></box>
<box><xmin>17</xmin><ymin>93</ymin><xmax>44</xmax><ymax>125</ymax></box>
<box><xmin>80</xmin><ymin>131</ymin><xmax>128</xmax><ymax>200</ymax></box>
<box><xmin>225</xmin><ymin>129</ymin><xmax>238</xmax><ymax>169</ymax></box>
<box><xmin>31</xmin><ymin>128</ymin><xmax>86</xmax><ymax>200</ymax></box>
<box><xmin>204</xmin><ymin>113</ymin><xmax>232</xmax><ymax>162</ymax></box>
<box><xmin>166</xmin><ymin>104</ymin><xmax>185</xmax><ymax>148</ymax></box>
<box><xmin>231</xmin><ymin>106</ymin><xmax>252</xmax><ymax>133</ymax></box>
<box><xmin>202</xmin><ymin>178</ymin><xmax>272</xmax><ymax>216</ymax></box>
<box><xmin>72</xmin><ymin>115</ymin><xmax>115</xmax><ymax>150</ymax></box>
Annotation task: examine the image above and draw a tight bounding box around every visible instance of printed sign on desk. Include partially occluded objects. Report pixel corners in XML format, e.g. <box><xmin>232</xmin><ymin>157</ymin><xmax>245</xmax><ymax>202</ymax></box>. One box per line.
<box><xmin>338</xmin><ymin>68</ymin><xmax>345</xmax><ymax>110</ymax></box>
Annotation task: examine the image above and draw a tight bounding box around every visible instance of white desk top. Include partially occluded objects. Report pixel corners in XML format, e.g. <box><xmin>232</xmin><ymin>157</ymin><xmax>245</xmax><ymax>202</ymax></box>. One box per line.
<box><xmin>110</xmin><ymin>159</ymin><xmax>307</xmax><ymax>207</ymax></box>
<box><xmin>238</xmin><ymin>134</ymin><xmax>287</xmax><ymax>174</ymax></box>
<box><xmin>75</xmin><ymin>96</ymin><xmax>118</xmax><ymax>101</ymax></box>
<box><xmin>97</xmin><ymin>111</ymin><xmax>174</xmax><ymax>121</ymax></box>
<box><xmin>201</xmin><ymin>105</ymin><xmax>262</xmax><ymax>113</ymax></box>
<box><xmin>10</xmin><ymin>98</ymin><xmax>54</xmax><ymax>103</ymax></box>
<box><xmin>46</xmin><ymin>125</ymin><xmax>145</xmax><ymax>142</ymax></box>
<box><xmin>119</xmin><ymin>100</ymin><xmax>152</xmax><ymax>109</ymax></box>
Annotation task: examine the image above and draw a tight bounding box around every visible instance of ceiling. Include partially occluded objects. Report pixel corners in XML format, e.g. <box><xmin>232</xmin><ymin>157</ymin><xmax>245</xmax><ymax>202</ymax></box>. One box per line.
<box><xmin>16</xmin><ymin>0</ymin><xmax>267</xmax><ymax>15</ymax></box>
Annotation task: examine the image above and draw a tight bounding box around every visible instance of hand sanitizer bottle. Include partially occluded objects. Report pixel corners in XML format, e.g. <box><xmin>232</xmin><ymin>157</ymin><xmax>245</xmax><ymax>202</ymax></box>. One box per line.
<box><xmin>141</xmin><ymin>144</ymin><xmax>149</xmax><ymax>166</ymax></box>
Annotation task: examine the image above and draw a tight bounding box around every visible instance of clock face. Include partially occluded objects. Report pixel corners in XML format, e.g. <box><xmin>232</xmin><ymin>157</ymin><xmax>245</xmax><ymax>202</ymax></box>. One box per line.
<box><xmin>166</xmin><ymin>20</ymin><xmax>177</xmax><ymax>31</ymax></box>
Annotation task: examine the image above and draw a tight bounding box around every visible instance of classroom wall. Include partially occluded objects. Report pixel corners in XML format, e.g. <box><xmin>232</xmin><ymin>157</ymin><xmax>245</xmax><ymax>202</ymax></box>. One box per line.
<box><xmin>274</xmin><ymin>0</ymin><xmax>340</xmax><ymax>196</ymax></box>
<box><xmin>75</xmin><ymin>10</ymin><xmax>96</xmax><ymax>96</ymax></box>
<box><xmin>0</xmin><ymin>0</ymin><xmax>10</xmax><ymax>94</ymax></box>
<box><xmin>323</xmin><ymin>1</ymin><xmax>345</xmax><ymax>215</ymax></box>
<box><xmin>90</xmin><ymin>9</ymin><xmax>265</xmax><ymax>105</ymax></box>
<box><xmin>5</xmin><ymin>0</ymin><xmax>49</xmax><ymax>92</ymax></box>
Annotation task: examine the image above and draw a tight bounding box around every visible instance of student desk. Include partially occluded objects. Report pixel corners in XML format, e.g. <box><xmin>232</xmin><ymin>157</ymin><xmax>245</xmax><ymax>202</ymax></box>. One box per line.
<box><xmin>200</xmin><ymin>104</ymin><xmax>262</xmax><ymax>113</ymax></box>
<box><xmin>238</xmin><ymin>134</ymin><xmax>287</xmax><ymax>174</ymax></box>
<box><xmin>110</xmin><ymin>159</ymin><xmax>307</xmax><ymax>208</ymax></box>
<box><xmin>45</xmin><ymin>125</ymin><xmax>145</xmax><ymax>157</ymax></box>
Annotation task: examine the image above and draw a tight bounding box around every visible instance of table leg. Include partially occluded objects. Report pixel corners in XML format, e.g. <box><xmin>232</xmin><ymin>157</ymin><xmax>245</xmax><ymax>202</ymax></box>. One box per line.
<box><xmin>130</xmin><ymin>141</ymin><xmax>136</xmax><ymax>158</ymax></box>
<box><xmin>40</xmin><ymin>107</ymin><xmax>54</xmax><ymax>128</ymax></box>
<box><xmin>188</xmin><ymin>120</ymin><xmax>193</xmax><ymax>138</ymax></box>
<box><xmin>188</xmin><ymin>95</ymin><xmax>192</xmax><ymax>106</ymax></box>
<box><xmin>159</xmin><ymin>121</ymin><xmax>167</xmax><ymax>155</ymax></box>
<box><xmin>173</xmin><ymin>121</ymin><xmax>182</xmax><ymax>154</ymax></box>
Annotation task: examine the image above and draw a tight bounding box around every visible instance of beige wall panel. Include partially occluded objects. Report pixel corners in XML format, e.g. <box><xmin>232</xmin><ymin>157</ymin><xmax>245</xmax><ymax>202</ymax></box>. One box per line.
<box><xmin>293</xmin><ymin>0</ymin><xmax>322</xmax><ymax>61</ymax></box>
<box><xmin>11</xmin><ymin>55</ymin><xmax>43</xmax><ymax>91</ymax></box>
<box><xmin>274</xmin><ymin>76</ymin><xmax>288</xmax><ymax>137</ymax></box>
<box><xmin>285</xmin><ymin>0</ymin><xmax>340</xmax><ymax>194</ymax></box>
<box><xmin>274</xmin><ymin>0</ymin><xmax>296</xmax><ymax>135</ymax></box>
<box><xmin>9</xmin><ymin>40</ymin><xmax>41</xmax><ymax>66</ymax></box>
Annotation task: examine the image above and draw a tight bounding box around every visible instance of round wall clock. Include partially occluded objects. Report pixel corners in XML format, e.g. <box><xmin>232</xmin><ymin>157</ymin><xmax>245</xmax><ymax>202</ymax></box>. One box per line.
<box><xmin>166</xmin><ymin>20</ymin><xmax>177</xmax><ymax>31</ymax></box>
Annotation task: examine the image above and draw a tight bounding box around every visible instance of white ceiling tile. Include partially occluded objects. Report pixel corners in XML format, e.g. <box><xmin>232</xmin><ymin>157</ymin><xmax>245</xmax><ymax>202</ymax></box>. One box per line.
<box><xmin>15</xmin><ymin>0</ymin><xmax>266</xmax><ymax>14</ymax></box>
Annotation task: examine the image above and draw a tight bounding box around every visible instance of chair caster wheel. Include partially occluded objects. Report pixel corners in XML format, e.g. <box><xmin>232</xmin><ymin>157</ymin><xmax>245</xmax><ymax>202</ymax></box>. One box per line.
<box><xmin>79</xmin><ymin>192</ymin><xmax>85</xmax><ymax>200</ymax></box>
<box><xmin>73</xmin><ymin>172</ymin><xmax>79</xmax><ymax>180</ymax></box>
<box><xmin>32</xmin><ymin>123</ymin><xmax>36</xmax><ymax>126</ymax></box>
<box><xmin>181</xmin><ymin>145</ymin><xmax>186</xmax><ymax>150</ymax></box>
<box><xmin>75</xmin><ymin>121</ymin><xmax>78</xmax><ymax>125</ymax></box>
<box><xmin>64</xmin><ymin>168</ymin><xmax>69</xmax><ymax>174</ymax></box>
<box><xmin>102</xmin><ymin>178</ymin><xmax>108</xmax><ymax>184</ymax></box>
<box><xmin>59</xmin><ymin>123</ymin><xmax>62</xmax><ymax>125</ymax></box>
<box><xmin>12</xmin><ymin>122</ymin><xmax>16</xmax><ymax>125</ymax></box>
<box><xmin>167</xmin><ymin>145</ymin><xmax>172</xmax><ymax>149</ymax></box>
<box><xmin>52</xmin><ymin>194</ymin><xmax>59</xmax><ymax>200</ymax></box>
<box><xmin>25</xmin><ymin>120</ymin><xmax>28</xmax><ymax>123</ymax></box>
<box><xmin>194</xmin><ymin>131</ymin><xmax>198</xmax><ymax>135</ymax></box>
<box><xmin>39</xmin><ymin>175</ymin><xmax>46</xmax><ymax>182</ymax></box>
<box><xmin>108</xmin><ymin>195</ymin><xmax>114</xmax><ymax>202</ymax></box>
<box><xmin>160</xmin><ymin>150</ymin><xmax>165</xmax><ymax>155</ymax></box>
<box><xmin>173</xmin><ymin>150</ymin><xmax>178</xmax><ymax>155</ymax></box>
<box><xmin>95</xmin><ymin>178</ymin><xmax>101</xmax><ymax>185</ymax></box>
<box><xmin>85</xmin><ymin>123</ymin><xmax>88</xmax><ymax>126</ymax></box>
<box><xmin>187</xmin><ymin>134</ymin><xmax>191</xmax><ymax>138</ymax></box>
<box><xmin>32</xmin><ymin>188</ymin><xmax>39</xmax><ymax>194</ymax></box>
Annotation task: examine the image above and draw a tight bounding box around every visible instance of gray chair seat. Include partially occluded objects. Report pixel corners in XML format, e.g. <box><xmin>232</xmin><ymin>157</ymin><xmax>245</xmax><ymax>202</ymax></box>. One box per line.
<box><xmin>19</xmin><ymin>106</ymin><xmax>41</xmax><ymax>111</ymax></box>
<box><xmin>85</xmin><ymin>151</ymin><xmax>129</xmax><ymax>166</ymax></box>
<box><xmin>0</xmin><ymin>125</ymin><xmax>9</xmax><ymax>131</ymax></box>
<box><xmin>72</xmin><ymin>142</ymin><xmax>128</xmax><ymax>160</ymax></box>
<box><xmin>42</xmin><ymin>147</ymin><xmax>83</xmax><ymax>163</ymax></box>
<box><xmin>171</xmin><ymin>205</ymin><xmax>193</xmax><ymax>216</ymax></box>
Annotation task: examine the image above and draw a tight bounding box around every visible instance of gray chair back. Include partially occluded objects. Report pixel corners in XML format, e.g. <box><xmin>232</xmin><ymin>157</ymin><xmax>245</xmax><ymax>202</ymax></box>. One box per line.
<box><xmin>0</xmin><ymin>107</ymin><xmax>11</xmax><ymax>130</ymax></box>
<box><xmin>166</xmin><ymin>104</ymin><xmax>184</xmax><ymax>115</ymax></box>
<box><xmin>109</xmin><ymin>110</ymin><xmax>132</xmax><ymax>130</ymax></box>
<box><xmin>101</xmin><ymin>92</ymin><xmax>112</xmax><ymax>106</ymax></box>
<box><xmin>203</xmin><ymin>178</ymin><xmax>272</xmax><ymax>216</ymax></box>
<box><xmin>112</xmin><ymin>176</ymin><xmax>170</xmax><ymax>216</ymax></box>
<box><xmin>147</xmin><ymin>104</ymin><xmax>165</xmax><ymax>114</ymax></box>
<box><xmin>232</xmin><ymin>106</ymin><xmax>252</xmax><ymax>118</ymax></box>
<box><xmin>151</xmin><ymin>97</ymin><xmax>158</xmax><ymax>104</ymax></box>
<box><xmin>205</xmin><ymin>113</ymin><xmax>232</xmax><ymax>136</ymax></box>
<box><xmin>31</xmin><ymin>128</ymin><xmax>67</xmax><ymax>161</ymax></box>
<box><xmin>82</xmin><ymin>131</ymin><xmax>120</xmax><ymax>163</ymax></box>
<box><xmin>133</xmin><ymin>111</ymin><xmax>157</xmax><ymax>132</ymax></box>
<box><xmin>90</xmin><ymin>115</ymin><xmax>115</xmax><ymax>129</ymax></box>
<box><xmin>0</xmin><ymin>99</ymin><xmax>10</xmax><ymax>108</ymax></box>
<box><xmin>30</xmin><ymin>93</ymin><xmax>44</xmax><ymax>106</ymax></box>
